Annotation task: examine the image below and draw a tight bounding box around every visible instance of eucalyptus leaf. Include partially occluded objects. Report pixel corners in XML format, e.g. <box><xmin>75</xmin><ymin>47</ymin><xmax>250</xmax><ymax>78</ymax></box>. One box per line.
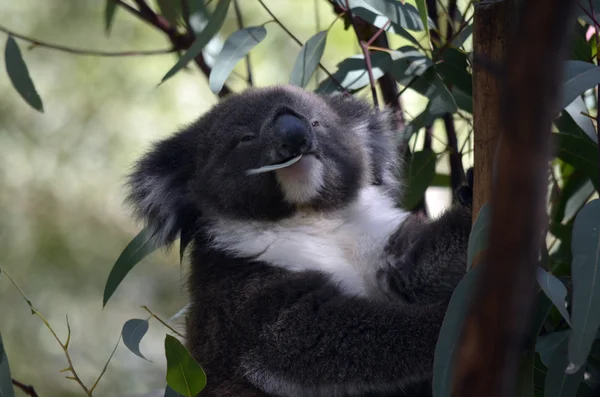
<box><xmin>564</xmin><ymin>96</ymin><xmax>597</xmax><ymax>144</ymax></box>
<box><xmin>164</xmin><ymin>386</ymin><xmax>185</xmax><ymax>397</ymax></box>
<box><xmin>316</xmin><ymin>52</ymin><xmax>391</xmax><ymax>94</ymax></box>
<box><xmin>568</xmin><ymin>200</ymin><xmax>600</xmax><ymax>373</ymax></box>
<box><xmin>104</xmin><ymin>0</ymin><xmax>118</xmax><ymax>34</ymax></box>
<box><xmin>157</xmin><ymin>0</ymin><xmax>182</xmax><ymax>27</ymax></box>
<box><xmin>546</xmin><ymin>339</ymin><xmax>585</xmax><ymax>397</ymax></box>
<box><xmin>554</xmin><ymin>132</ymin><xmax>600</xmax><ymax>192</ymax></box>
<box><xmin>0</xmin><ymin>334</ymin><xmax>15</xmax><ymax>397</ymax></box>
<box><xmin>536</xmin><ymin>330</ymin><xmax>569</xmax><ymax>366</ymax></box>
<box><xmin>122</xmin><ymin>319</ymin><xmax>151</xmax><ymax>361</ymax></box>
<box><xmin>466</xmin><ymin>203</ymin><xmax>491</xmax><ymax>271</ymax></box>
<box><xmin>161</xmin><ymin>0</ymin><xmax>231</xmax><ymax>84</ymax></box>
<box><xmin>434</xmin><ymin>47</ymin><xmax>473</xmax><ymax>98</ymax></box>
<box><xmin>209</xmin><ymin>26</ymin><xmax>266</xmax><ymax>94</ymax></box>
<box><xmin>414</xmin><ymin>0</ymin><xmax>430</xmax><ymax>43</ymax></box>
<box><xmin>165</xmin><ymin>334</ymin><xmax>207</xmax><ymax>397</ymax></box>
<box><xmin>103</xmin><ymin>228</ymin><xmax>160</xmax><ymax>307</ymax></box>
<box><xmin>5</xmin><ymin>36</ymin><xmax>43</xmax><ymax>112</ymax></box>
<box><xmin>452</xmin><ymin>25</ymin><xmax>473</xmax><ymax>48</ymax></box>
<box><xmin>289</xmin><ymin>30</ymin><xmax>327</xmax><ymax>88</ymax></box>
<box><xmin>432</xmin><ymin>265</ymin><xmax>483</xmax><ymax>397</ymax></box>
<box><xmin>536</xmin><ymin>267</ymin><xmax>571</xmax><ymax>326</ymax></box>
<box><xmin>560</xmin><ymin>61</ymin><xmax>600</xmax><ymax>113</ymax></box>
<box><xmin>401</xmin><ymin>149</ymin><xmax>436</xmax><ymax>210</ymax></box>
<box><xmin>337</xmin><ymin>0</ymin><xmax>433</xmax><ymax>36</ymax></box>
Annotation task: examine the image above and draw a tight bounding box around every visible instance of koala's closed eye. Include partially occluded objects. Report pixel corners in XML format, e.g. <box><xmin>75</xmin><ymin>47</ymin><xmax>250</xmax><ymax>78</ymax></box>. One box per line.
<box><xmin>239</xmin><ymin>133</ymin><xmax>257</xmax><ymax>143</ymax></box>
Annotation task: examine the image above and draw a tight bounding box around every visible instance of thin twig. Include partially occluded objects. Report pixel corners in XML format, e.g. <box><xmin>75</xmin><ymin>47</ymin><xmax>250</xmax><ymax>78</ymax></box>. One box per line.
<box><xmin>12</xmin><ymin>379</ymin><xmax>39</xmax><ymax>397</ymax></box>
<box><xmin>256</xmin><ymin>0</ymin><xmax>345</xmax><ymax>91</ymax></box>
<box><xmin>116</xmin><ymin>0</ymin><xmax>232</xmax><ymax>97</ymax></box>
<box><xmin>233</xmin><ymin>0</ymin><xmax>253</xmax><ymax>85</ymax></box>
<box><xmin>345</xmin><ymin>0</ymin><xmax>379</xmax><ymax>108</ymax></box>
<box><xmin>0</xmin><ymin>265</ymin><xmax>93</xmax><ymax>396</ymax></box>
<box><xmin>0</xmin><ymin>24</ymin><xmax>175</xmax><ymax>57</ymax></box>
<box><xmin>141</xmin><ymin>305</ymin><xmax>184</xmax><ymax>338</ymax></box>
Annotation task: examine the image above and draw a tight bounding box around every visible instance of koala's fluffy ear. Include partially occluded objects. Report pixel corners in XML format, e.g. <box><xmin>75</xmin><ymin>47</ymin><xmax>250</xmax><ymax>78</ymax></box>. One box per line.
<box><xmin>126</xmin><ymin>126</ymin><xmax>200</xmax><ymax>248</ymax></box>
<box><xmin>324</xmin><ymin>95</ymin><xmax>401</xmax><ymax>196</ymax></box>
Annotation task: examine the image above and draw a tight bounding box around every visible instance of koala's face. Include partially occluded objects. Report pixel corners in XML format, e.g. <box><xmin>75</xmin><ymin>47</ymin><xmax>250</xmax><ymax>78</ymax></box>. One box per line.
<box><xmin>128</xmin><ymin>85</ymin><xmax>399</xmax><ymax>245</ymax></box>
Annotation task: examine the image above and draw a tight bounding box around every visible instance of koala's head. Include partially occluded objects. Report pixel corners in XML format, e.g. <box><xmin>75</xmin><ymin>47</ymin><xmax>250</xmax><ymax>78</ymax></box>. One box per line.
<box><xmin>127</xmin><ymin>85</ymin><xmax>401</xmax><ymax>246</ymax></box>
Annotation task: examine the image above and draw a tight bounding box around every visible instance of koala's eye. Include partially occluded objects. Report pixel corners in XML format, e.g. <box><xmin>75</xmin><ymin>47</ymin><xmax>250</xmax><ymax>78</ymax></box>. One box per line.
<box><xmin>311</xmin><ymin>120</ymin><xmax>320</xmax><ymax>127</ymax></box>
<box><xmin>239</xmin><ymin>133</ymin><xmax>256</xmax><ymax>143</ymax></box>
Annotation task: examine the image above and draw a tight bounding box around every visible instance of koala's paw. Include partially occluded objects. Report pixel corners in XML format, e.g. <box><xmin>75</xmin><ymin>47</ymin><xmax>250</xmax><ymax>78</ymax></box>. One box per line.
<box><xmin>380</xmin><ymin>215</ymin><xmax>427</xmax><ymax>302</ymax></box>
<box><xmin>456</xmin><ymin>167</ymin><xmax>474</xmax><ymax>208</ymax></box>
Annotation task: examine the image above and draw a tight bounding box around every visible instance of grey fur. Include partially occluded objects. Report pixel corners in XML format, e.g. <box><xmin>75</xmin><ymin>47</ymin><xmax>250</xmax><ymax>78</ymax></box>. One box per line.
<box><xmin>126</xmin><ymin>85</ymin><xmax>472</xmax><ymax>397</ymax></box>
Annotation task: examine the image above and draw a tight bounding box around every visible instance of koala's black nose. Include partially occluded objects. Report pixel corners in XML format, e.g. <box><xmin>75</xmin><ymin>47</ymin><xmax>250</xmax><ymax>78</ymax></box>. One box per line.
<box><xmin>273</xmin><ymin>113</ymin><xmax>312</xmax><ymax>160</ymax></box>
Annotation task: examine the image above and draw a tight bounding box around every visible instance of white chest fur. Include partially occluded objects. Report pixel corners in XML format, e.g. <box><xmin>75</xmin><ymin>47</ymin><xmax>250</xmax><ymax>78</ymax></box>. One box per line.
<box><xmin>207</xmin><ymin>186</ymin><xmax>408</xmax><ymax>296</ymax></box>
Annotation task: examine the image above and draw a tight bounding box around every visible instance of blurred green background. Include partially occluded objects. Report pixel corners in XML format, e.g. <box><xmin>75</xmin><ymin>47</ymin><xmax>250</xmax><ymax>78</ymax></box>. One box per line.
<box><xmin>0</xmin><ymin>1</ymin><xmax>441</xmax><ymax>396</ymax></box>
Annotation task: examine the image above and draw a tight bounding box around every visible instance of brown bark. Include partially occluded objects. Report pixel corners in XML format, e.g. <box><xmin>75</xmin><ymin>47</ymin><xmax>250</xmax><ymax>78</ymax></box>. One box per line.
<box><xmin>452</xmin><ymin>1</ymin><xmax>576</xmax><ymax>397</ymax></box>
<box><xmin>471</xmin><ymin>0</ymin><xmax>512</xmax><ymax>224</ymax></box>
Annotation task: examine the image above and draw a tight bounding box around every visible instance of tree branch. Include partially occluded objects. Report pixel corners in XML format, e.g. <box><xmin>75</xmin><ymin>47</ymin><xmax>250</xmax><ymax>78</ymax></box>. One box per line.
<box><xmin>12</xmin><ymin>379</ymin><xmax>39</xmax><ymax>397</ymax></box>
<box><xmin>116</xmin><ymin>0</ymin><xmax>232</xmax><ymax>97</ymax></box>
<box><xmin>0</xmin><ymin>24</ymin><xmax>175</xmax><ymax>56</ymax></box>
<box><xmin>452</xmin><ymin>1</ymin><xmax>576</xmax><ymax>397</ymax></box>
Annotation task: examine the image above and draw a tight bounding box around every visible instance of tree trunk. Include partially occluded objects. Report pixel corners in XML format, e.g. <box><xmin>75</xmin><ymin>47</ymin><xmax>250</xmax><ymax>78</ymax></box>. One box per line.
<box><xmin>452</xmin><ymin>1</ymin><xmax>576</xmax><ymax>397</ymax></box>
<box><xmin>471</xmin><ymin>0</ymin><xmax>512</xmax><ymax>226</ymax></box>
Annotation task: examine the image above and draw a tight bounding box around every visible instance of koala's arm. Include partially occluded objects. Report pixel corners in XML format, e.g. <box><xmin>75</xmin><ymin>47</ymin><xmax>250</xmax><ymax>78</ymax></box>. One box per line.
<box><xmin>382</xmin><ymin>204</ymin><xmax>472</xmax><ymax>304</ymax></box>
<box><xmin>239</xmin><ymin>280</ymin><xmax>446</xmax><ymax>397</ymax></box>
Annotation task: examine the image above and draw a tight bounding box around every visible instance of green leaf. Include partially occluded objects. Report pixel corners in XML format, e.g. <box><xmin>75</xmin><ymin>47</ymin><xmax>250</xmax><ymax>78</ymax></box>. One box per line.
<box><xmin>104</xmin><ymin>0</ymin><xmax>118</xmax><ymax>34</ymax></box>
<box><xmin>431</xmin><ymin>173</ymin><xmax>451</xmax><ymax>187</ymax></box>
<box><xmin>560</xmin><ymin>61</ymin><xmax>600</xmax><ymax>112</ymax></box>
<box><xmin>289</xmin><ymin>30</ymin><xmax>327</xmax><ymax>88</ymax></box>
<box><xmin>554</xmin><ymin>132</ymin><xmax>600</xmax><ymax>192</ymax></box>
<box><xmin>209</xmin><ymin>26</ymin><xmax>266</xmax><ymax>94</ymax></box>
<box><xmin>536</xmin><ymin>267</ymin><xmax>571</xmax><ymax>326</ymax></box>
<box><xmin>568</xmin><ymin>199</ymin><xmax>600</xmax><ymax>373</ymax></box>
<box><xmin>157</xmin><ymin>0</ymin><xmax>182</xmax><ymax>27</ymax></box>
<box><xmin>401</xmin><ymin>149</ymin><xmax>436</xmax><ymax>210</ymax></box>
<box><xmin>564</xmin><ymin>96</ymin><xmax>597</xmax><ymax>144</ymax></box>
<box><xmin>536</xmin><ymin>330</ymin><xmax>569</xmax><ymax>366</ymax></box>
<box><xmin>434</xmin><ymin>47</ymin><xmax>473</xmax><ymax>100</ymax></box>
<box><xmin>340</xmin><ymin>0</ymin><xmax>432</xmax><ymax>34</ymax></box>
<box><xmin>4</xmin><ymin>36</ymin><xmax>43</xmax><ymax>112</ymax></box>
<box><xmin>165</xmin><ymin>334</ymin><xmax>206</xmax><ymax>397</ymax></box>
<box><xmin>0</xmin><ymin>333</ymin><xmax>15</xmax><ymax>397</ymax></box>
<box><xmin>103</xmin><ymin>228</ymin><xmax>160</xmax><ymax>307</ymax></box>
<box><xmin>387</xmin><ymin>46</ymin><xmax>433</xmax><ymax>85</ymax></box>
<box><xmin>452</xmin><ymin>25</ymin><xmax>473</xmax><ymax>48</ymax></box>
<box><xmin>433</xmin><ymin>265</ymin><xmax>483</xmax><ymax>397</ymax></box>
<box><xmin>401</xmin><ymin>68</ymin><xmax>457</xmax><ymax>138</ymax></box>
<box><xmin>466</xmin><ymin>202</ymin><xmax>491</xmax><ymax>271</ymax></box>
<box><xmin>122</xmin><ymin>319</ymin><xmax>151</xmax><ymax>361</ymax></box>
<box><xmin>316</xmin><ymin>52</ymin><xmax>391</xmax><ymax>94</ymax></box>
<box><xmin>187</xmin><ymin>0</ymin><xmax>211</xmax><ymax>35</ymax></box>
<box><xmin>161</xmin><ymin>0</ymin><xmax>231</xmax><ymax>84</ymax></box>
<box><xmin>164</xmin><ymin>386</ymin><xmax>185</xmax><ymax>397</ymax></box>
<box><xmin>546</xmin><ymin>338</ymin><xmax>585</xmax><ymax>397</ymax></box>
<box><xmin>414</xmin><ymin>0</ymin><xmax>430</xmax><ymax>44</ymax></box>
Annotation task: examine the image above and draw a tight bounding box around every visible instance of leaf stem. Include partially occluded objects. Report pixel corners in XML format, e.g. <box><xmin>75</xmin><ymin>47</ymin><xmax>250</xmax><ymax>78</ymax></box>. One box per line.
<box><xmin>141</xmin><ymin>305</ymin><xmax>185</xmax><ymax>338</ymax></box>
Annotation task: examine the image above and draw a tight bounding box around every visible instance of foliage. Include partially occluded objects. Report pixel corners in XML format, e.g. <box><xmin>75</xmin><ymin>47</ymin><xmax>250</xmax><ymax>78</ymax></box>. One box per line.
<box><xmin>1</xmin><ymin>0</ymin><xmax>600</xmax><ymax>396</ymax></box>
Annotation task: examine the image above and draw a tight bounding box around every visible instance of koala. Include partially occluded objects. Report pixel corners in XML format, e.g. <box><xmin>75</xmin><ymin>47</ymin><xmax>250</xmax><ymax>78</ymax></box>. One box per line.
<box><xmin>126</xmin><ymin>85</ymin><xmax>473</xmax><ymax>397</ymax></box>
